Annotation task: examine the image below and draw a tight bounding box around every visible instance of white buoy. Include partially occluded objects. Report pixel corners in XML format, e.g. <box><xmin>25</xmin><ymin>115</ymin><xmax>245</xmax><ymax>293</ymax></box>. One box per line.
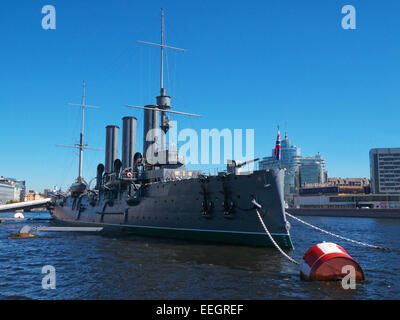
<box><xmin>14</xmin><ymin>212</ymin><xmax>25</xmax><ymax>219</ymax></box>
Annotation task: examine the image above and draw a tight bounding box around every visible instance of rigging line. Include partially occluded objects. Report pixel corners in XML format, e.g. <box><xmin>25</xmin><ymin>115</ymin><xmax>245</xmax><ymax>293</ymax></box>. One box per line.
<box><xmin>99</xmin><ymin>41</ymin><xmax>138</xmax><ymax>84</ymax></box>
<box><xmin>139</xmin><ymin>44</ymin><xmax>143</xmax><ymax>106</ymax></box>
<box><xmin>59</xmin><ymin>152</ymin><xmax>76</xmax><ymax>192</ymax></box>
<box><xmin>179</xmin><ymin>50</ymin><xmax>186</xmax><ymax>118</ymax></box>
<box><xmin>163</xmin><ymin>22</ymin><xmax>171</xmax><ymax>94</ymax></box>
<box><xmin>173</xmin><ymin>56</ymin><xmax>177</xmax><ymax>103</ymax></box>
<box><xmin>59</xmin><ymin>102</ymin><xmax>80</xmax><ymax>184</ymax></box>
<box><xmin>172</xmin><ymin>48</ymin><xmax>176</xmax><ymax>103</ymax></box>
<box><xmin>148</xmin><ymin>45</ymin><xmax>152</xmax><ymax>102</ymax></box>
<box><xmin>83</xmin><ymin>152</ymin><xmax>98</xmax><ymax>181</ymax></box>
<box><xmin>165</xmin><ymin>41</ymin><xmax>171</xmax><ymax>94</ymax></box>
<box><xmin>99</xmin><ymin>48</ymin><xmax>130</xmax><ymax>84</ymax></box>
<box><xmin>69</xmin><ymin>100</ymin><xmax>80</xmax><ymax>142</ymax></box>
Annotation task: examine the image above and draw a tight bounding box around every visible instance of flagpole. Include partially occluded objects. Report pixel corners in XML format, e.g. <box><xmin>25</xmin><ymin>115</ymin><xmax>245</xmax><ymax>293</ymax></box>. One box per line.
<box><xmin>278</xmin><ymin>125</ymin><xmax>281</xmax><ymax>170</ymax></box>
<box><xmin>274</xmin><ymin>125</ymin><xmax>281</xmax><ymax>170</ymax></box>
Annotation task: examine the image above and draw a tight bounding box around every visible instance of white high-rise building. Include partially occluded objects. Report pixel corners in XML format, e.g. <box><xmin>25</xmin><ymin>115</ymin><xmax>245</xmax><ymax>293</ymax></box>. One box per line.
<box><xmin>370</xmin><ymin>148</ymin><xmax>400</xmax><ymax>194</ymax></box>
<box><xmin>0</xmin><ymin>177</ymin><xmax>25</xmax><ymax>204</ymax></box>
<box><xmin>259</xmin><ymin>133</ymin><xmax>301</xmax><ymax>204</ymax></box>
<box><xmin>259</xmin><ymin>133</ymin><xmax>327</xmax><ymax>205</ymax></box>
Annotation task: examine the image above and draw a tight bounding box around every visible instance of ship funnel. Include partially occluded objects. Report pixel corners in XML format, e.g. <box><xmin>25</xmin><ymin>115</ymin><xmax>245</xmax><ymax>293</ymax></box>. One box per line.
<box><xmin>105</xmin><ymin>125</ymin><xmax>119</xmax><ymax>174</ymax></box>
<box><xmin>143</xmin><ymin>105</ymin><xmax>159</xmax><ymax>161</ymax></box>
<box><xmin>122</xmin><ymin>116</ymin><xmax>137</xmax><ymax>170</ymax></box>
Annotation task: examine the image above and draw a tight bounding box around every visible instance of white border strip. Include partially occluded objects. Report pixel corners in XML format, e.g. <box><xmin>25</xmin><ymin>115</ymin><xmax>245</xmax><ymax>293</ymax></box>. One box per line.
<box><xmin>54</xmin><ymin>218</ymin><xmax>290</xmax><ymax>237</ymax></box>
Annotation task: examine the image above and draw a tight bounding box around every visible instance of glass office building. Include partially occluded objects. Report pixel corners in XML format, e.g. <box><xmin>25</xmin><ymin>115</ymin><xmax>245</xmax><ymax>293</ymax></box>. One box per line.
<box><xmin>0</xmin><ymin>180</ymin><xmax>14</xmax><ymax>204</ymax></box>
<box><xmin>11</xmin><ymin>179</ymin><xmax>26</xmax><ymax>202</ymax></box>
<box><xmin>259</xmin><ymin>134</ymin><xmax>302</xmax><ymax>205</ymax></box>
<box><xmin>370</xmin><ymin>148</ymin><xmax>400</xmax><ymax>194</ymax></box>
<box><xmin>259</xmin><ymin>133</ymin><xmax>327</xmax><ymax>205</ymax></box>
<box><xmin>299</xmin><ymin>153</ymin><xmax>327</xmax><ymax>186</ymax></box>
<box><xmin>0</xmin><ymin>177</ymin><xmax>26</xmax><ymax>204</ymax></box>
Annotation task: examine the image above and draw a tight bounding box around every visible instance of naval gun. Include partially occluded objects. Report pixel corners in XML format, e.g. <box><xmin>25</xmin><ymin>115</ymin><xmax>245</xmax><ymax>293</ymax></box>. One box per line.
<box><xmin>227</xmin><ymin>158</ymin><xmax>260</xmax><ymax>175</ymax></box>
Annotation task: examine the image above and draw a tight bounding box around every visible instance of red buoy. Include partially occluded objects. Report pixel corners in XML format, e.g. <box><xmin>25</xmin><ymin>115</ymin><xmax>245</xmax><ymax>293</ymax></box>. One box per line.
<box><xmin>300</xmin><ymin>242</ymin><xmax>364</xmax><ymax>281</ymax></box>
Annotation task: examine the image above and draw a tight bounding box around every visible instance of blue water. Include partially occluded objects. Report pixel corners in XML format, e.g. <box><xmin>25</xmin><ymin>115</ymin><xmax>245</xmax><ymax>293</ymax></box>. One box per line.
<box><xmin>0</xmin><ymin>211</ymin><xmax>399</xmax><ymax>299</ymax></box>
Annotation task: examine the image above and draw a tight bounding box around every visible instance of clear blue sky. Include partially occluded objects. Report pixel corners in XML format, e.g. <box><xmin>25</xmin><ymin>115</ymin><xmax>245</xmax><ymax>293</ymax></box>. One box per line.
<box><xmin>1</xmin><ymin>0</ymin><xmax>399</xmax><ymax>192</ymax></box>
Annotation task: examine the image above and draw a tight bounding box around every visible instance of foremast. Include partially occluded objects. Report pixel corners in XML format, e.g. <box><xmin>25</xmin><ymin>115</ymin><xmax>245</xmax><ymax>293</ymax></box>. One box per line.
<box><xmin>57</xmin><ymin>81</ymin><xmax>101</xmax><ymax>184</ymax></box>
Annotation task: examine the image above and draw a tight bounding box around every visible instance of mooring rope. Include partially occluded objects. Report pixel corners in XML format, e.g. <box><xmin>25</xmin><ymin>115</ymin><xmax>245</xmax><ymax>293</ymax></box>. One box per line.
<box><xmin>285</xmin><ymin>211</ymin><xmax>390</xmax><ymax>252</ymax></box>
<box><xmin>254</xmin><ymin>207</ymin><xmax>300</xmax><ymax>265</ymax></box>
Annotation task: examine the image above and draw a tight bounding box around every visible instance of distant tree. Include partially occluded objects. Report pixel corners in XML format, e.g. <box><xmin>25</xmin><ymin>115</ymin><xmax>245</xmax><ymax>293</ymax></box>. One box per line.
<box><xmin>6</xmin><ymin>200</ymin><xmax>19</xmax><ymax>204</ymax></box>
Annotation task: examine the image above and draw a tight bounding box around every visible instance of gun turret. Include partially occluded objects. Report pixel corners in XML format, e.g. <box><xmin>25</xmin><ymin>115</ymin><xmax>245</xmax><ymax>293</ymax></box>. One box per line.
<box><xmin>227</xmin><ymin>158</ymin><xmax>260</xmax><ymax>174</ymax></box>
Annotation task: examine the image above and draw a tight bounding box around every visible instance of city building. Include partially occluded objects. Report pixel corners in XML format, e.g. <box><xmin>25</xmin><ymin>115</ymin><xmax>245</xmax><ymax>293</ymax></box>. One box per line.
<box><xmin>327</xmin><ymin>177</ymin><xmax>370</xmax><ymax>187</ymax></box>
<box><xmin>299</xmin><ymin>185</ymin><xmax>367</xmax><ymax>196</ymax></box>
<box><xmin>43</xmin><ymin>189</ymin><xmax>52</xmax><ymax>197</ymax></box>
<box><xmin>9</xmin><ymin>179</ymin><xmax>26</xmax><ymax>202</ymax></box>
<box><xmin>299</xmin><ymin>153</ymin><xmax>327</xmax><ymax>186</ymax></box>
<box><xmin>302</xmin><ymin>177</ymin><xmax>370</xmax><ymax>189</ymax></box>
<box><xmin>292</xmin><ymin>177</ymin><xmax>399</xmax><ymax>209</ymax></box>
<box><xmin>259</xmin><ymin>132</ymin><xmax>327</xmax><ymax>205</ymax></box>
<box><xmin>370</xmin><ymin>148</ymin><xmax>400</xmax><ymax>194</ymax></box>
<box><xmin>292</xmin><ymin>148</ymin><xmax>400</xmax><ymax>208</ymax></box>
<box><xmin>43</xmin><ymin>187</ymin><xmax>60</xmax><ymax>198</ymax></box>
<box><xmin>0</xmin><ymin>177</ymin><xmax>14</xmax><ymax>204</ymax></box>
<box><xmin>294</xmin><ymin>192</ymin><xmax>400</xmax><ymax>209</ymax></box>
<box><xmin>0</xmin><ymin>177</ymin><xmax>26</xmax><ymax>204</ymax></box>
<box><xmin>259</xmin><ymin>133</ymin><xmax>301</xmax><ymax>204</ymax></box>
<box><xmin>24</xmin><ymin>190</ymin><xmax>43</xmax><ymax>202</ymax></box>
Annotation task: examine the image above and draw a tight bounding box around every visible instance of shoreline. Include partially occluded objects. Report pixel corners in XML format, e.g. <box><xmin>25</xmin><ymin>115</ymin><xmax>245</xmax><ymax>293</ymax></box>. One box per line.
<box><xmin>287</xmin><ymin>208</ymin><xmax>400</xmax><ymax>219</ymax></box>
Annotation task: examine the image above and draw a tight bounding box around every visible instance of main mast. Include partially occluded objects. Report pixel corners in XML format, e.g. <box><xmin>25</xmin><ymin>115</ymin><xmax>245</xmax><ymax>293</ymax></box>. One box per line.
<box><xmin>128</xmin><ymin>9</ymin><xmax>200</xmax><ymax>166</ymax></box>
<box><xmin>136</xmin><ymin>9</ymin><xmax>189</xmax><ymax>152</ymax></box>
<box><xmin>158</xmin><ymin>8</ymin><xmax>170</xmax><ymax>152</ymax></box>
<box><xmin>160</xmin><ymin>8</ymin><xmax>164</xmax><ymax>92</ymax></box>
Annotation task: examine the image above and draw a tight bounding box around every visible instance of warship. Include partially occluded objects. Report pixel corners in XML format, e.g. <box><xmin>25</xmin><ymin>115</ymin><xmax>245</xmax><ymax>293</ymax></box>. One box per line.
<box><xmin>50</xmin><ymin>10</ymin><xmax>293</xmax><ymax>248</ymax></box>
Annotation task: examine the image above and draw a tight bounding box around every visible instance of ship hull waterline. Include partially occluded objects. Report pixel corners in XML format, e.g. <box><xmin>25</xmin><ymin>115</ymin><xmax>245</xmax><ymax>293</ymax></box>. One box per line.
<box><xmin>50</xmin><ymin>169</ymin><xmax>294</xmax><ymax>249</ymax></box>
<box><xmin>51</xmin><ymin>216</ymin><xmax>293</xmax><ymax>248</ymax></box>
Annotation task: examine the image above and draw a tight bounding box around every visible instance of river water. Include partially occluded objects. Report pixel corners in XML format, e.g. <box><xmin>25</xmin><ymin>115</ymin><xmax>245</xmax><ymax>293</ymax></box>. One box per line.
<box><xmin>0</xmin><ymin>211</ymin><xmax>399</xmax><ymax>300</ymax></box>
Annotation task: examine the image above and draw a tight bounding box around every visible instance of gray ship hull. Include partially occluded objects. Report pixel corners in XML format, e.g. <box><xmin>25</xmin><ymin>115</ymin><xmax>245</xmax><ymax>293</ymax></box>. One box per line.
<box><xmin>51</xmin><ymin>169</ymin><xmax>293</xmax><ymax>248</ymax></box>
